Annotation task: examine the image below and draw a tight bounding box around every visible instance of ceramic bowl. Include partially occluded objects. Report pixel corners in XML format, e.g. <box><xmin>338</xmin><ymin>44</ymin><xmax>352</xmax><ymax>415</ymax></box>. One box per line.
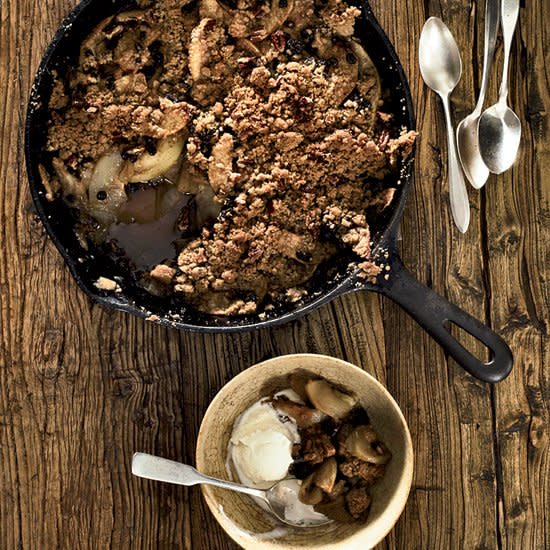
<box><xmin>196</xmin><ymin>354</ymin><xmax>413</xmax><ymax>549</ymax></box>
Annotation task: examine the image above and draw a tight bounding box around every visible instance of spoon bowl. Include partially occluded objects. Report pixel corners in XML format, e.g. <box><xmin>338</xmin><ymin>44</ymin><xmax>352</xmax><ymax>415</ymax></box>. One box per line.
<box><xmin>457</xmin><ymin>114</ymin><xmax>489</xmax><ymax>188</ymax></box>
<box><xmin>478</xmin><ymin>102</ymin><xmax>521</xmax><ymax>174</ymax></box>
<box><xmin>419</xmin><ymin>17</ymin><xmax>462</xmax><ymax>94</ymax></box>
<box><xmin>265</xmin><ymin>479</ymin><xmax>332</xmax><ymax>527</ymax></box>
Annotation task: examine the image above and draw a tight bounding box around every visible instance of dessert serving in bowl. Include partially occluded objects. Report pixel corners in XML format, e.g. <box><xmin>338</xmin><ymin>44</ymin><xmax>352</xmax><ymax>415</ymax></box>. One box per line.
<box><xmin>195</xmin><ymin>354</ymin><xmax>414</xmax><ymax>549</ymax></box>
<box><xmin>26</xmin><ymin>0</ymin><xmax>512</xmax><ymax>383</ymax></box>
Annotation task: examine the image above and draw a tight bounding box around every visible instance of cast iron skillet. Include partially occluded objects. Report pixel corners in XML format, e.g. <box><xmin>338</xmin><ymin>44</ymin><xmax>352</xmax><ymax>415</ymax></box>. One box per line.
<box><xmin>26</xmin><ymin>0</ymin><xmax>513</xmax><ymax>383</ymax></box>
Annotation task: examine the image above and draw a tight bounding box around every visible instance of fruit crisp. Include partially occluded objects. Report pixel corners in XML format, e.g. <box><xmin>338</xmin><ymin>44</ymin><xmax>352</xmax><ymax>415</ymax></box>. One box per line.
<box><xmin>45</xmin><ymin>0</ymin><xmax>415</xmax><ymax>315</ymax></box>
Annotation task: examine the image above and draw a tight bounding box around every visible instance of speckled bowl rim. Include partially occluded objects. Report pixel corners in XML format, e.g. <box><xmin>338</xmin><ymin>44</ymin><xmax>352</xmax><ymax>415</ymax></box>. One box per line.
<box><xmin>196</xmin><ymin>354</ymin><xmax>414</xmax><ymax>550</ymax></box>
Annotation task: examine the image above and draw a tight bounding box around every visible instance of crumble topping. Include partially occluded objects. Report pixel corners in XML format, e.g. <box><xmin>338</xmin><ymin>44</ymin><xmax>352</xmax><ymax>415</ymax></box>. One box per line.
<box><xmin>44</xmin><ymin>0</ymin><xmax>416</xmax><ymax>315</ymax></box>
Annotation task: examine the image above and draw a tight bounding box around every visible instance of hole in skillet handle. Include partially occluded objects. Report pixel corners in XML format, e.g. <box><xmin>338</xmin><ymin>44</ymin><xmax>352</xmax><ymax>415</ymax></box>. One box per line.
<box><xmin>361</xmin><ymin>252</ymin><xmax>513</xmax><ymax>383</ymax></box>
<box><xmin>448</xmin><ymin>322</ymin><xmax>492</xmax><ymax>364</ymax></box>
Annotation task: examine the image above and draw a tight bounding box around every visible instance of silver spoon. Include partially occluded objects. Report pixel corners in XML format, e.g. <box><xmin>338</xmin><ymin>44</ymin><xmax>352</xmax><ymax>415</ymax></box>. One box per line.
<box><xmin>457</xmin><ymin>0</ymin><xmax>500</xmax><ymax>188</ymax></box>
<box><xmin>419</xmin><ymin>17</ymin><xmax>470</xmax><ymax>233</ymax></box>
<box><xmin>478</xmin><ymin>0</ymin><xmax>521</xmax><ymax>174</ymax></box>
<box><xmin>131</xmin><ymin>453</ymin><xmax>330</xmax><ymax>527</ymax></box>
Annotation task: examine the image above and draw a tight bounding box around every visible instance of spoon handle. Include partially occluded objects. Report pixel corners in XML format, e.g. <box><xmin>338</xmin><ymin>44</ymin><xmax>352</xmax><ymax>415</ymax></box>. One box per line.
<box><xmin>132</xmin><ymin>453</ymin><xmax>267</xmax><ymax>499</ymax></box>
<box><xmin>441</xmin><ymin>96</ymin><xmax>470</xmax><ymax>233</ymax></box>
<box><xmin>499</xmin><ymin>0</ymin><xmax>520</xmax><ymax>101</ymax></box>
<box><xmin>476</xmin><ymin>0</ymin><xmax>500</xmax><ymax>113</ymax></box>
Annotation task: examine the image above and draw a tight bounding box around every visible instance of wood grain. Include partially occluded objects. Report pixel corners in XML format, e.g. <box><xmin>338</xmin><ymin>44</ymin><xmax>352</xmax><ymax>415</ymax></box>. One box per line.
<box><xmin>0</xmin><ymin>1</ymin><xmax>548</xmax><ymax>549</ymax></box>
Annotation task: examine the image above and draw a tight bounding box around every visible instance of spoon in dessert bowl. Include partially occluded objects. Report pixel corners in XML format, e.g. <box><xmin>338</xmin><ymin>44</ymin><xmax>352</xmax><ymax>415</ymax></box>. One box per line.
<box><xmin>132</xmin><ymin>452</ymin><xmax>331</xmax><ymax>527</ymax></box>
<box><xmin>419</xmin><ymin>17</ymin><xmax>470</xmax><ymax>233</ymax></box>
<box><xmin>478</xmin><ymin>0</ymin><xmax>522</xmax><ymax>174</ymax></box>
<box><xmin>456</xmin><ymin>0</ymin><xmax>500</xmax><ymax>188</ymax></box>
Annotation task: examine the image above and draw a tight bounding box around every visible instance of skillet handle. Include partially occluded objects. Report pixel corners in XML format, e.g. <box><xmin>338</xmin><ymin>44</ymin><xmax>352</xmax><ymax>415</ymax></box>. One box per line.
<box><xmin>375</xmin><ymin>257</ymin><xmax>513</xmax><ymax>383</ymax></box>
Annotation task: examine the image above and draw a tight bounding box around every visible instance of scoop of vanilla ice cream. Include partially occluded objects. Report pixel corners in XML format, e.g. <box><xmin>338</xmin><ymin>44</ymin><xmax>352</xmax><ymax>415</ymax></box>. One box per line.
<box><xmin>230</xmin><ymin>399</ymin><xmax>300</xmax><ymax>489</ymax></box>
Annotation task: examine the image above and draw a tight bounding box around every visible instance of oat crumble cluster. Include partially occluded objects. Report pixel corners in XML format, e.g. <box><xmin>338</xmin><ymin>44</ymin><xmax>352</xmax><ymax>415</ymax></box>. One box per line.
<box><xmin>45</xmin><ymin>0</ymin><xmax>416</xmax><ymax>315</ymax></box>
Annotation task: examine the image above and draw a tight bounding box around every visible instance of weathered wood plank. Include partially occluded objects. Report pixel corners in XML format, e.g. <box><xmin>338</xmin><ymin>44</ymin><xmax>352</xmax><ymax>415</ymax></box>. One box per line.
<box><xmin>485</xmin><ymin>0</ymin><xmax>550</xmax><ymax>547</ymax></box>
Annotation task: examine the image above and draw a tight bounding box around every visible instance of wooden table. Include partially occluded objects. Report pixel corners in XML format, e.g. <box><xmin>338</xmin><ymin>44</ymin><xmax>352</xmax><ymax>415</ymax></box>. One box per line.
<box><xmin>1</xmin><ymin>1</ymin><xmax>548</xmax><ymax>548</ymax></box>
